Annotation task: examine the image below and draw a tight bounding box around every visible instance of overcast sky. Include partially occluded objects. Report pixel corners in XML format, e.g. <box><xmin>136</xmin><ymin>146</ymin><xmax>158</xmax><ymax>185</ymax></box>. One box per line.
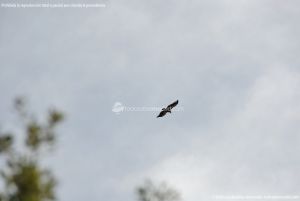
<box><xmin>1</xmin><ymin>0</ymin><xmax>300</xmax><ymax>201</ymax></box>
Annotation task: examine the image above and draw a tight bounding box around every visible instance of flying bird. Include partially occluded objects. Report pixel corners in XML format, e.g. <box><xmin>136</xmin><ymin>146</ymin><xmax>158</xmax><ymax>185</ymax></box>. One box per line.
<box><xmin>157</xmin><ymin>100</ymin><xmax>179</xmax><ymax>118</ymax></box>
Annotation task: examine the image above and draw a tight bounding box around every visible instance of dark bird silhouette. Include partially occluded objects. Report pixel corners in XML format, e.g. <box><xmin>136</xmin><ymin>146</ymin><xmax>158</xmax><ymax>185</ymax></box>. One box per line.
<box><xmin>157</xmin><ymin>100</ymin><xmax>179</xmax><ymax>118</ymax></box>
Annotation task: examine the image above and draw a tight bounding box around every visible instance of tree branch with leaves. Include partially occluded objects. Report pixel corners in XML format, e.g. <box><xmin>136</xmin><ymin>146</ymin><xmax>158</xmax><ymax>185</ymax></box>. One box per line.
<box><xmin>0</xmin><ymin>97</ymin><xmax>64</xmax><ymax>201</ymax></box>
<box><xmin>136</xmin><ymin>180</ymin><xmax>182</xmax><ymax>201</ymax></box>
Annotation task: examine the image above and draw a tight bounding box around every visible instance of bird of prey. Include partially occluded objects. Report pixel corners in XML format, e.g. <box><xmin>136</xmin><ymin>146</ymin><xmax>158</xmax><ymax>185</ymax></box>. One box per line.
<box><xmin>157</xmin><ymin>100</ymin><xmax>179</xmax><ymax>118</ymax></box>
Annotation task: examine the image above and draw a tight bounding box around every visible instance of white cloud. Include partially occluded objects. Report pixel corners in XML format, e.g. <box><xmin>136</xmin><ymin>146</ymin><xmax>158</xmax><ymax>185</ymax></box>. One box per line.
<box><xmin>133</xmin><ymin>67</ymin><xmax>300</xmax><ymax>201</ymax></box>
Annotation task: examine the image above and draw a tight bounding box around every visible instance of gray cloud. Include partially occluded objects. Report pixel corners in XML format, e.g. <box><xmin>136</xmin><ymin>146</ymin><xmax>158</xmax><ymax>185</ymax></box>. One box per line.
<box><xmin>1</xmin><ymin>0</ymin><xmax>300</xmax><ymax>201</ymax></box>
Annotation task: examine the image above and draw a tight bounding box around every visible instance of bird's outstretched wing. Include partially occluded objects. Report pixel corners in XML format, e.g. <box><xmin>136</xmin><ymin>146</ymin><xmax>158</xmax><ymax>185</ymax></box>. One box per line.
<box><xmin>157</xmin><ymin>110</ymin><xmax>167</xmax><ymax>118</ymax></box>
<box><xmin>157</xmin><ymin>100</ymin><xmax>179</xmax><ymax>118</ymax></box>
<box><xmin>166</xmin><ymin>100</ymin><xmax>178</xmax><ymax>110</ymax></box>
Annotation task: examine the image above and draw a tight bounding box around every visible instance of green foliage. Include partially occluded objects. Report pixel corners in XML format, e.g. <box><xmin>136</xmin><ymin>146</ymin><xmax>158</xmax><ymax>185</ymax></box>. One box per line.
<box><xmin>4</xmin><ymin>158</ymin><xmax>56</xmax><ymax>201</ymax></box>
<box><xmin>26</xmin><ymin>122</ymin><xmax>42</xmax><ymax>150</ymax></box>
<box><xmin>0</xmin><ymin>135</ymin><xmax>13</xmax><ymax>153</ymax></box>
<box><xmin>0</xmin><ymin>97</ymin><xmax>64</xmax><ymax>201</ymax></box>
<box><xmin>137</xmin><ymin>180</ymin><xmax>181</xmax><ymax>201</ymax></box>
